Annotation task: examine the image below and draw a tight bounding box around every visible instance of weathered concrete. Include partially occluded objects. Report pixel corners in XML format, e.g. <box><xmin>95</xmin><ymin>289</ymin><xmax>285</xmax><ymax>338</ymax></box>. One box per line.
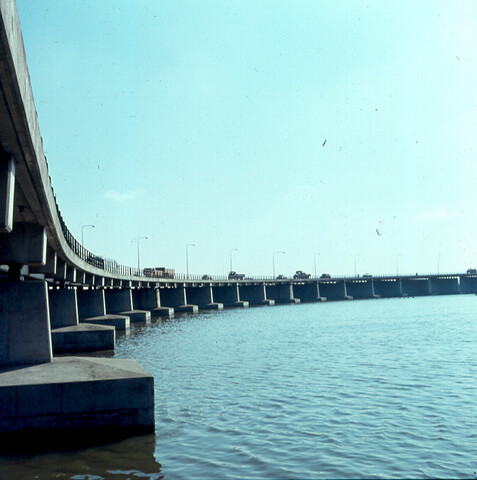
<box><xmin>132</xmin><ymin>288</ymin><xmax>173</xmax><ymax>317</ymax></box>
<box><xmin>0</xmin><ymin>356</ymin><xmax>154</xmax><ymax>441</ymax></box>
<box><xmin>0</xmin><ymin>153</ymin><xmax>14</xmax><ymax>233</ymax></box>
<box><xmin>48</xmin><ymin>288</ymin><xmax>78</xmax><ymax>328</ymax></box>
<box><xmin>401</xmin><ymin>278</ymin><xmax>431</xmax><ymax>297</ymax></box>
<box><xmin>77</xmin><ymin>289</ymin><xmax>130</xmax><ymax>330</ymax></box>
<box><xmin>459</xmin><ymin>275</ymin><xmax>477</xmax><ymax>294</ymax></box>
<box><xmin>104</xmin><ymin>288</ymin><xmax>151</xmax><ymax>322</ymax></box>
<box><xmin>0</xmin><ymin>280</ymin><xmax>52</xmax><ymax>366</ymax></box>
<box><xmin>212</xmin><ymin>284</ymin><xmax>249</xmax><ymax>308</ymax></box>
<box><xmin>429</xmin><ymin>276</ymin><xmax>459</xmax><ymax>295</ymax></box>
<box><xmin>239</xmin><ymin>284</ymin><xmax>275</xmax><ymax>306</ymax></box>
<box><xmin>51</xmin><ymin>324</ymin><xmax>115</xmax><ymax>353</ymax></box>
<box><xmin>373</xmin><ymin>278</ymin><xmax>403</xmax><ymax>297</ymax></box>
<box><xmin>265</xmin><ymin>283</ymin><xmax>300</xmax><ymax>304</ymax></box>
<box><xmin>345</xmin><ymin>279</ymin><xmax>377</xmax><ymax>299</ymax></box>
<box><xmin>160</xmin><ymin>286</ymin><xmax>198</xmax><ymax>313</ymax></box>
<box><xmin>0</xmin><ymin>222</ymin><xmax>46</xmax><ymax>266</ymax></box>
<box><xmin>318</xmin><ymin>280</ymin><xmax>352</xmax><ymax>300</ymax></box>
<box><xmin>292</xmin><ymin>282</ymin><xmax>324</xmax><ymax>302</ymax></box>
<box><xmin>186</xmin><ymin>286</ymin><xmax>223</xmax><ymax>310</ymax></box>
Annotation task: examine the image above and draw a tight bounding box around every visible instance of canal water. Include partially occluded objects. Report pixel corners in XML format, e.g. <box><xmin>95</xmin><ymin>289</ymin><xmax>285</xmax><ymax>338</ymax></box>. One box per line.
<box><xmin>1</xmin><ymin>294</ymin><xmax>477</xmax><ymax>479</ymax></box>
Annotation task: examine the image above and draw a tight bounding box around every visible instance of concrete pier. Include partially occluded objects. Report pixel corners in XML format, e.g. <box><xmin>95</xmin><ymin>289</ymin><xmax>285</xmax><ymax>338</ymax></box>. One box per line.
<box><xmin>186</xmin><ymin>285</ymin><xmax>223</xmax><ymax>310</ymax></box>
<box><xmin>104</xmin><ymin>288</ymin><xmax>151</xmax><ymax>322</ymax></box>
<box><xmin>77</xmin><ymin>289</ymin><xmax>130</xmax><ymax>330</ymax></box>
<box><xmin>345</xmin><ymin>279</ymin><xmax>377</xmax><ymax>299</ymax></box>
<box><xmin>49</xmin><ymin>288</ymin><xmax>115</xmax><ymax>352</ymax></box>
<box><xmin>292</xmin><ymin>282</ymin><xmax>325</xmax><ymax>302</ymax></box>
<box><xmin>132</xmin><ymin>288</ymin><xmax>174</xmax><ymax>317</ymax></box>
<box><xmin>239</xmin><ymin>284</ymin><xmax>275</xmax><ymax>306</ymax></box>
<box><xmin>318</xmin><ymin>280</ymin><xmax>352</xmax><ymax>300</ymax></box>
<box><xmin>459</xmin><ymin>274</ymin><xmax>477</xmax><ymax>294</ymax></box>
<box><xmin>429</xmin><ymin>276</ymin><xmax>459</xmax><ymax>295</ymax></box>
<box><xmin>212</xmin><ymin>284</ymin><xmax>249</xmax><ymax>308</ymax></box>
<box><xmin>0</xmin><ymin>357</ymin><xmax>154</xmax><ymax>444</ymax></box>
<box><xmin>160</xmin><ymin>286</ymin><xmax>198</xmax><ymax>313</ymax></box>
<box><xmin>373</xmin><ymin>278</ymin><xmax>403</xmax><ymax>297</ymax></box>
<box><xmin>265</xmin><ymin>283</ymin><xmax>300</xmax><ymax>304</ymax></box>
<box><xmin>401</xmin><ymin>278</ymin><xmax>431</xmax><ymax>297</ymax></box>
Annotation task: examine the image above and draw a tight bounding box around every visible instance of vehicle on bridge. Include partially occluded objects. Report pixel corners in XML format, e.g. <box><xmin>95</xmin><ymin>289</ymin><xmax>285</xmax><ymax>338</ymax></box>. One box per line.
<box><xmin>363</xmin><ymin>273</ymin><xmax>372</xmax><ymax>278</ymax></box>
<box><xmin>202</xmin><ymin>274</ymin><xmax>212</xmax><ymax>280</ymax></box>
<box><xmin>466</xmin><ymin>268</ymin><xmax>476</xmax><ymax>274</ymax></box>
<box><xmin>276</xmin><ymin>274</ymin><xmax>287</xmax><ymax>279</ymax></box>
<box><xmin>293</xmin><ymin>270</ymin><xmax>311</xmax><ymax>279</ymax></box>
<box><xmin>228</xmin><ymin>271</ymin><xmax>245</xmax><ymax>280</ymax></box>
<box><xmin>320</xmin><ymin>273</ymin><xmax>331</xmax><ymax>279</ymax></box>
<box><xmin>143</xmin><ymin>267</ymin><xmax>175</xmax><ymax>279</ymax></box>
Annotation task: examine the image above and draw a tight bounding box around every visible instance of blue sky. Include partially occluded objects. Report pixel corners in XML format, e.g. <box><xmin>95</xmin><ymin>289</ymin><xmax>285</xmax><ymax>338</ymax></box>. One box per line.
<box><xmin>16</xmin><ymin>0</ymin><xmax>477</xmax><ymax>277</ymax></box>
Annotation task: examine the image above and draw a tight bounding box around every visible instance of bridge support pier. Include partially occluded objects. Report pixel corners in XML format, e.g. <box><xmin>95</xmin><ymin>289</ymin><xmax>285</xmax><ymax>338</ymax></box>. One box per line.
<box><xmin>160</xmin><ymin>287</ymin><xmax>198</xmax><ymax>313</ymax></box>
<box><xmin>77</xmin><ymin>289</ymin><xmax>130</xmax><ymax>330</ymax></box>
<box><xmin>212</xmin><ymin>285</ymin><xmax>249</xmax><ymax>308</ymax></box>
<box><xmin>238</xmin><ymin>284</ymin><xmax>275</xmax><ymax>306</ymax></box>
<box><xmin>132</xmin><ymin>288</ymin><xmax>174</xmax><ymax>317</ymax></box>
<box><xmin>49</xmin><ymin>288</ymin><xmax>115</xmax><ymax>353</ymax></box>
<box><xmin>185</xmin><ymin>286</ymin><xmax>223</xmax><ymax>310</ymax></box>
<box><xmin>104</xmin><ymin>288</ymin><xmax>151</xmax><ymax>322</ymax></box>
<box><xmin>265</xmin><ymin>283</ymin><xmax>300</xmax><ymax>304</ymax></box>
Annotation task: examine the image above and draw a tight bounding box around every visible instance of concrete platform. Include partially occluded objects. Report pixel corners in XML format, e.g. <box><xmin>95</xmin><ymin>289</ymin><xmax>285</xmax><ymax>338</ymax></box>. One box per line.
<box><xmin>0</xmin><ymin>357</ymin><xmax>154</xmax><ymax>447</ymax></box>
<box><xmin>81</xmin><ymin>314</ymin><xmax>130</xmax><ymax>330</ymax></box>
<box><xmin>151</xmin><ymin>306</ymin><xmax>174</xmax><ymax>317</ymax></box>
<box><xmin>174</xmin><ymin>304</ymin><xmax>199</xmax><ymax>313</ymax></box>
<box><xmin>223</xmin><ymin>300</ymin><xmax>250</xmax><ymax>308</ymax></box>
<box><xmin>51</xmin><ymin>324</ymin><xmax>115</xmax><ymax>353</ymax></box>
<box><xmin>118</xmin><ymin>309</ymin><xmax>151</xmax><ymax>322</ymax></box>
<box><xmin>199</xmin><ymin>302</ymin><xmax>223</xmax><ymax>310</ymax></box>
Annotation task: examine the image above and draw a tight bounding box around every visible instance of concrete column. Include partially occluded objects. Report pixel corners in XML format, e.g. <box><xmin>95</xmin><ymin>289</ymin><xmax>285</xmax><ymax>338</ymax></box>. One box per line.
<box><xmin>0</xmin><ymin>154</ymin><xmax>14</xmax><ymax>232</ymax></box>
<box><xmin>56</xmin><ymin>257</ymin><xmax>67</xmax><ymax>281</ymax></box>
<box><xmin>29</xmin><ymin>247</ymin><xmax>57</xmax><ymax>276</ymax></box>
<box><xmin>0</xmin><ymin>280</ymin><xmax>52</xmax><ymax>366</ymax></box>
<box><xmin>132</xmin><ymin>288</ymin><xmax>173</xmax><ymax>317</ymax></box>
<box><xmin>239</xmin><ymin>284</ymin><xmax>274</xmax><ymax>305</ymax></box>
<box><xmin>186</xmin><ymin>286</ymin><xmax>223</xmax><ymax>310</ymax></box>
<box><xmin>105</xmin><ymin>288</ymin><xmax>150</xmax><ymax>322</ymax></box>
<box><xmin>0</xmin><ymin>222</ymin><xmax>46</xmax><ymax>266</ymax></box>
<box><xmin>159</xmin><ymin>286</ymin><xmax>198</xmax><ymax>313</ymax></box>
<box><xmin>212</xmin><ymin>285</ymin><xmax>248</xmax><ymax>308</ymax></box>
<box><xmin>49</xmin><ymin>288</ymin><xmax>78</xmax><ymax>328</ymax></box>
<box><xmin>292</xmin><ymin>282</ymin><xmax>323</xmax><ymax>302</ymax></box>
<box><xmin>265</xmin><ymin>283</ymin><xmax>300</xmax><ymax>304</ymax></box>
<box><xmin>66</xmin><ymin>265</ymin><xmax>76</xmax><ymax>283</ymax></box>
<box><xmin>77</xmin><ymin>289</ymin><xmax>129</xmax><ymax>330</ymax></box>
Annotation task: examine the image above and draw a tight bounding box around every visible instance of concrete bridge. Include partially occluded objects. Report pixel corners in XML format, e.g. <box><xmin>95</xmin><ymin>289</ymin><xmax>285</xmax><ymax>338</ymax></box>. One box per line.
<box><xmin>1</xmin><ymin>0</ymin><xmax>476</xmax><ymax>447</ymax></box>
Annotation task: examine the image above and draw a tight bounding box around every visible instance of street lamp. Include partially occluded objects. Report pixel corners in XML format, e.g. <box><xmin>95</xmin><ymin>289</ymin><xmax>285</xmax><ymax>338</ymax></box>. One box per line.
<box><xmin>354</xmin><ymin>253</ymin><xmax>360</xmax><ymax>277</ymax></box>
<box><xmin>135</xmin><ymin>236</ymin><xmax>148</xmax><ymax>270</ymax></box>
<box><xmin>81</xmin><ymin>224</ymin><xmax>95</xmax><ymax>247</ymax></box>
<box><xmin>437</xmin><ymin>252</ymin><xmax>441</xmax><ymax>275</ymax></box>
<box><xmin>229</xmin><ymin>248</ymin><xmax>238</xmax><ymax>272</ymax></box>
<box><xmin>314</xmin><ymin>253</ymin><xmax>320</xmax><ymax>278</ymax></box>
<box><xmin>186</xmin><ymin>243</ymin><xmax>195</xmax><ymax>279</ymax></box>
<box><xmin>273</xmin><ymin>251</ymin><xmax>285</xmax><ymax>278</ymax></box>
<box><xmin>396</xmin><ymin>254</ymin><xmax>401</xmax><ymax>276</ymax></box>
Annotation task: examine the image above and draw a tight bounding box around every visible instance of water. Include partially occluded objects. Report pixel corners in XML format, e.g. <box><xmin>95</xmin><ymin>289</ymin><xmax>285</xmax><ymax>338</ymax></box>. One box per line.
<box><xmin>1</xmin><ymin>295</ymin><xmax>477</xmax><ymax>479</ymax></box>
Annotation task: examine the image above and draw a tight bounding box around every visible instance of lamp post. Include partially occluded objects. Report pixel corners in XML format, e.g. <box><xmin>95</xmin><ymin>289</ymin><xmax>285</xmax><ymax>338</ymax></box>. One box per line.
<box><xmin>273</xmin><ymin>251</ymin><xmax>285</xmax><ymax>278</ymax></box>
<box><xmin>314</xmin><ymin>253</ymin><xmax>320</xmax><ymax>278</ymax></box>
<box><xmin>186</xmin><ymin>243</ymin><xmax>195</xmax><ymax>279</ymax></box>
<box><xmin>81</xmin><ymin>224</ymin><xmax>95</xmax><ymax>247</ymax></box>
<box><xmin>354</xmin><ymin>253</ymin><xmax>359</xmax><ymax>277</ymax></box>
<box><xmin>437</xmin><ymin>252</ymin><xmax>441</xmax><ymax>275</ymax></box>
<box><xmin>396</xmin><ymin>254</ymin><xmax>401</xmax><ymax>276</ymax></box>
<box><xmin>229</xmin><ymin>248</ymin><xmax>238</xmax><ymax>272</ymax></box>
<box><xmin>135</xmin><ymin>236</ymin><xmax>148</xmax><ymax>271</ymax></box>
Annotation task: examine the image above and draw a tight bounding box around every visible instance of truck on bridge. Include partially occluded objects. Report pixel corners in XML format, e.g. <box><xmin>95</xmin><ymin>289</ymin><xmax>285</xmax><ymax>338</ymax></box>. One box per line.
<box><xmin>143</xmin><ymin>267</ymin><xmax>175</xmax><ymax>279</ymax></box>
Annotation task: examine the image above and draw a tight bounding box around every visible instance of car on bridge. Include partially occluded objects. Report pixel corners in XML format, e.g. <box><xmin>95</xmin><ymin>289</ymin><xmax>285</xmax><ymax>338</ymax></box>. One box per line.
<box><xmin>276</xmin><ymin>274</ymin><xmax>287</xmax><ymax>279</ymax></box>
<box><xmin>363</xmin><ymin>273</ymin><xmax>372</xmax><ymax>278</ymax></box>
<box><xmin>202</xmin><ymin>275</ymin><xmax>212</xmax><ymax>280</ymax></box>
<box><xmin>228</xmin><ymin>271</ymin><xmax>245</xmax><ymax>280</ymax></box>
<box><xmin>466</xmin><ymin>268</ymin><xmax>476</xmax><ymax>274</ymax></box>
<box><xmin>320</xmin><ymin>273</ymin><xmax>331</xmax><ymax>279</ymax></box>
<box><xmin>293</xmin><ymin>270</ymin><xmax>311</xmax><ymax>279</ymax></box>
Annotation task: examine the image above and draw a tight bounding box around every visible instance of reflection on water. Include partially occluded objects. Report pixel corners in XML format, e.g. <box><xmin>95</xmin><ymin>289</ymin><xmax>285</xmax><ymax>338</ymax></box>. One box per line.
<box><xmin>0</xmin><ymin>434</ymin><xmax>162</xmax><ymax>480</ymax></box>
<box><xmin>1</xmin><ymin>296</ymin><xmax>477</xmax><ymax>479</ymax></box>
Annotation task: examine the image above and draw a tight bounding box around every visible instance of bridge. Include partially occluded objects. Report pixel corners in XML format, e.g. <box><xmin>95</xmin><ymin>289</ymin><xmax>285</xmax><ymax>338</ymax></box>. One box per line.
<box><xmin>0</xmin><ymin>0</ymin><xmax>476</xmax><ymax>447</ymax></box>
